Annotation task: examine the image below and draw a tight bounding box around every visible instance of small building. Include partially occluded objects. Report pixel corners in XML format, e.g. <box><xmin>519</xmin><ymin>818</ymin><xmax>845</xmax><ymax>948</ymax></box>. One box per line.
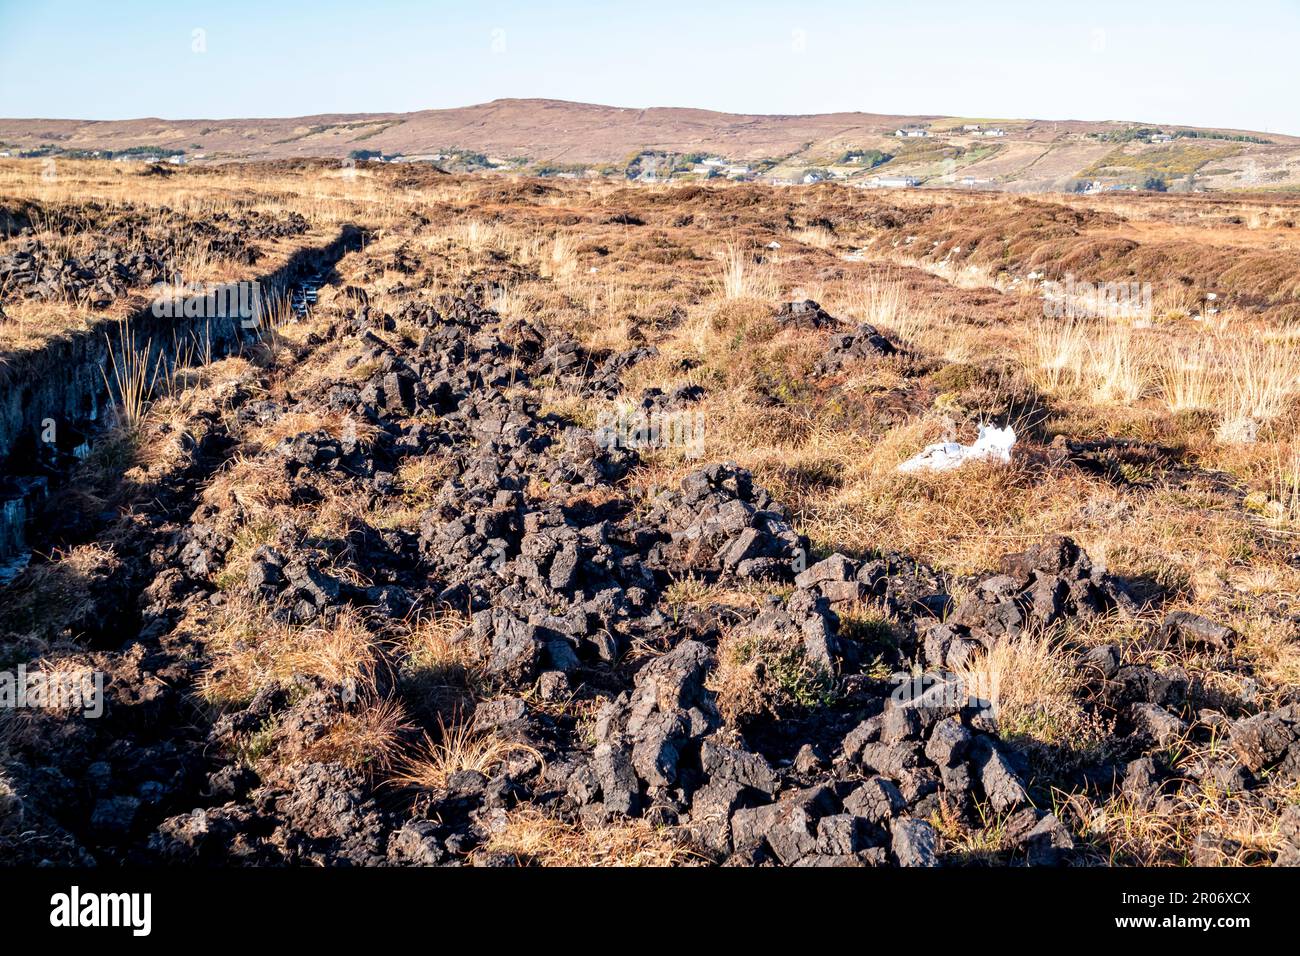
<box><xmin>393</xmin><ymin>153</ymin><xmax>447</xmax><ymax>163</ymax></box>
<box><xmin>802</xmin><ymin>170</ymin><xmax>825</xmax><ymax>184</ymax></box>
<box><xmin>871</xmin><ymin>175</ymin><xmax>920</xmax><ymax>188</ymax></box>
<box><xmin>895</xmin><ymin>127</ymin><xmax>930</xmax><ymax>138</ymax></box>
<box><xmin>974</xmin><ymin>128</ymin><xmax>1006</xmax><ymax>137</ymax></box>
<box><xmin>724</xmin><ymin>165</ymin><xmax>751</xmax><ymax>179</ymax></box>
<box><xmin>1150</xmin><ymin>133</ymin><xmax>1173</xmax><ymax>143</ymax></box>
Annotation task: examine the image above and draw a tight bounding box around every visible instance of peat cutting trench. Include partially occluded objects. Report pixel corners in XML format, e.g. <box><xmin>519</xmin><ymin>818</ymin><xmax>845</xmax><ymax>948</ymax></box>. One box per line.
<box><xmin>0</xmin><ymin>226</ymin><xmax>366</xmax><ymax>582</ymax></box>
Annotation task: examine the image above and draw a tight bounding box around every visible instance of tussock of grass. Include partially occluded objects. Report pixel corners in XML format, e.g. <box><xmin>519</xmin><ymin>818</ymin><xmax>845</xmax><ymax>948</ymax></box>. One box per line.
<box><xmin>197</xmin><ymin>599</ymin><xmax>383</xmax><ymax>706</ymax></box>
<box><xmin>397</xmin><ymin>610</ymin><xmax>484</xmax><ymax>723</ymax></box>
<box><xmin>715</xmin><ymin>242</ymin><xmax>780</xmax><ymax>302</ymax></box>
<box><xmin>392</xmin><ymin>715</ymin><xmax>540</xmax><ymax>792</ymax></box>
<box><xmin>709</xmin><ymin>626</ymin><xmax>836</xmax><ymax>725</ymax></box>
<box><xmin>951</xmin><ymin>630</ymin><xmax>1111</xmax><ymax>759</ymax></box>
<box><xmin>294</xmin><ymin>696</ymin><xmax>410</xmax><ymax>773</ymax></box>
<box><xmin>480</xmin><ymin>807</ymin><xmax>701</xmax><ymax>866</ymax></box>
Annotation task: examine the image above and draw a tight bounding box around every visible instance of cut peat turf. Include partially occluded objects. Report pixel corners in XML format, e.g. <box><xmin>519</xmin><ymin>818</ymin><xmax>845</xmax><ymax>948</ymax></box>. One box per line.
<box><xmin>2</xmin><ymin>164</ymin><xmax>1299</xmax><ymax>868</ymax></box>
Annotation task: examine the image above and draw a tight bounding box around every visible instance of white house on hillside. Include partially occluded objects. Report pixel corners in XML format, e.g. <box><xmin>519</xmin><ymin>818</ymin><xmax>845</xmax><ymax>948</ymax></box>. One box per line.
<box><xmin>869</xmin><ymin>175</ymin><xmax>920</xmax><ymax>188</ymax></box>
<box><xmin>895</xmin><ymin>127</ymin><xmax>930</xmax><ymax>138</ymax></box>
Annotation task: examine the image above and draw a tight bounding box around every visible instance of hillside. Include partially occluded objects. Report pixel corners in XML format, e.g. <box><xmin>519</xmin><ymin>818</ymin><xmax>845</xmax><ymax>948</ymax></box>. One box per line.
<box><xmin>2</xmin><ymin>97</ymin><xmax>1300</xmax><ymax>192</ymax></box>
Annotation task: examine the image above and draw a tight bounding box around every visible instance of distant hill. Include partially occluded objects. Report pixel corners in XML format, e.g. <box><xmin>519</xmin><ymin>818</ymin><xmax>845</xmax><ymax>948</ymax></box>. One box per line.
<box><xmin>3</xmin><ymin>98</ymin><xmax>1297</xmax><ymax>192</ymax></box>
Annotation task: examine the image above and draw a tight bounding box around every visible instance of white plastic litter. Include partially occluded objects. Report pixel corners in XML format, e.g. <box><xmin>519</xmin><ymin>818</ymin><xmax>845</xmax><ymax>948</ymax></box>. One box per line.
<box><xmin>897</xmin><ymin>424</ymin><xmax>1016</xmax><ymax>473</ymax></box>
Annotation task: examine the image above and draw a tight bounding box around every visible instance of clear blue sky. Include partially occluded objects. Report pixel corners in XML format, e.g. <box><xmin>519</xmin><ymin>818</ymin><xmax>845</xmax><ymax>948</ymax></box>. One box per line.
<box><xmin>1</xmin><ymin>0</ymin><xmax>1296</xmax><ymax>134</ymax></box>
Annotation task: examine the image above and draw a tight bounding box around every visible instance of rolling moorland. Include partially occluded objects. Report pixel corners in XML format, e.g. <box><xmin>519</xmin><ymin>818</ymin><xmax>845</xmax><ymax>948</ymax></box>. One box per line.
<box><xmin>2</xmin><ymin>98</ymin><xmax>1300</xmax><ymax>192</ymax></box>
<box><xmin>0</xmin><ymin>157</ymin><xmax>1299</xmax><ymax>866</ymax></box>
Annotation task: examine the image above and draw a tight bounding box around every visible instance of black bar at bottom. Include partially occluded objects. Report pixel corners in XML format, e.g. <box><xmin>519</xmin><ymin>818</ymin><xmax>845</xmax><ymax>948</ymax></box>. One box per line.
<box><xmin>0</xmin><ymin>865</ymin><xmax>1290</xmax><ymax>942</ymax></box>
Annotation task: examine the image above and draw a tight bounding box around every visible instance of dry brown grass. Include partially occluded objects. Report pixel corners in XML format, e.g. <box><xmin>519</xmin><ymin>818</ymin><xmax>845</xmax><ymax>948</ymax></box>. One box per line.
<box><xmin>830</xmin><ymin>272</ymin><xmax>945</xmax><ymax>349</ymax></box>
<box><xmin>950</xmin><ymin>630</ymin><xmax>1111</xmax><ymax>757</ymax></box>
<box><xmin>240</xmin><ymin>407</ymin><xmax>384</xmax><ymax>452</ymax></box>
<box><xmin>930</xmin><ymin>798</ymin><xmax>1018</xmax><ymax>864</ymax></box>
<box><xmin>479</xmin><ymin>807</ymin><xmax>701</xmax><ymax>866</ymax></box>
<box><xmin>0</xmin><ymin>542</ymin><xmax>122</xmax><ymax>641</ymax></box>
<box><xmin>291</xmin><ymin>696</ymin><xmax>411</xmax><ymax>773</ymax></box>
<box><xmin>1066</xmin><ymin>773</ymin><xmax>1300</xmax><ymax>866</ymax></box>
<box><xmin>789</xmin><ymin>225</ymin><xmax>836</xmax><ymax>249</ymax></box>
<box><xmin>0</xmin><ymin>161</ymin><xmax>356</xmax><ymax>354</ymax></box>
<box><xmin>391</xmin><ymin>715</ymin><xmax>540</xmax><ymax>792</ymax></box>
<box><xmin>1031</xmin><ymin>314</ymin><xmax>1300</xmax><ymax>431</ymax></box>
<box><xmin>196</xmin><ymin>599</ymin><xmax>383</xmax><ymax>706</ymax></box>
<box><xmin>715</xmin><ymin>242</ymin><xmax>780</xmax><ymax>302</ymax></box>
<box><xmin>396</xmin><ymin>609</ymin><xmax>485</xmax><ymax>723</ymax></box>
<box><xmin>1232</xmin><ymin>608</ymin><xmax>1300</xmax><ymax>692</ymax></box>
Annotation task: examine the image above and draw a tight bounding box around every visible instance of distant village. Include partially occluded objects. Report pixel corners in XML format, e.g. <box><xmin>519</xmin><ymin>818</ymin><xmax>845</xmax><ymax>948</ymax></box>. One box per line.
<box><xmin>1</xmin><ymin>121</ymin><xmax>1261</xmax><ymax>194</ymax></box>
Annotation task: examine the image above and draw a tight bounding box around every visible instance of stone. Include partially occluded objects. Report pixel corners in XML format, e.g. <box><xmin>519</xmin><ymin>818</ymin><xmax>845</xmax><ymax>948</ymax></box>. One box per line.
<box><xmin>537</xmin><ymin>670</ymin><xmax>571</xmax><ymax>702</ymax></box>
<box><xmin>1130</xmin><ymin>702</ymin><xmax>1189</xmax><ymax>747</ymax></box>
<box><xmin>387</xmin><ymin>820</ymin><xmax>447</xmax><ymax>865</ymax></box>
<box><xmin>792</xmin><ymin>743</ymin><xmax>825</xmax><ymax>775</ymax></box>
<box><xmin>473</xmin><ymin>697</ymin><xmax>527</xmax><ymax>732</ymax></box>
<box><xmin>1230</xmin><ymin>706</ymin><xmax>1300</xmax><ymax>775</ymax></box>
<box><xmin>1081</xmin><ymin>643</ymin><xmax>1121</xmax><ymax>678</ymax></box>
<box><xmin>593</xmin><ymin>743</ymin><xmax>640</xmax><ymax>816</ymax></box>
<box><xmin>731</xmin><ymin>787</ymin><xmax>837</xmax><ymax>865</ymax></box>
<box><xmin>881</xmin><ymin>705</ymin><xmax>923</xmax><ymax>745</ymax></box>
<box><xmin>90</xmin><ymin>795</ymin><xmax>141</xmax><ymax>839</ymax></box>
<box><xmin>1021</xmin><ymin>813</ymin><xmax>1073</xmax><ymax>866</ymax></box>
<box><xmin>970</xmin><ymin>738</ymin><xmax>1028</xmax><ymax>813</ymax></box>
<box><xmin>687</xmin><ymin>779</ymin><xmax>745</xmax><ymax>856</ymax></box>
<box><xmin>816</xmin><ymin>814</ymin><xmax>861</xmax><ymax>856</ymax></box>
<box><xmin>841</xmin><ymin>715</ymin><xmax>883</xmax><ymax>762</ymax></box>
<box><xmin>794</xmin><ymin>553</ymin><xmax>857</xmax><ymax>589</ymax></box>
<box><xmin>1160</xmin><ymin>610</ymin><xmax>1235</xmax><ymax>650</ymax></box>
<box><xmin>843</xmin><ymin>777</ymin><xmax>905</xmax><ymax>824</ymax></box>
<box><xmin>700</xmin><ymin>740</ymin><xmax>777</xmax><ymax>795</ymax></box>
<box><xmin>924</xmin><ymin>716</ymin><xmax>973</xmax><ymax>768</ymax></box>
<box><xmin>891</xmin><ymin>817</ymin><xmax>938</xmax><ymax>867</ymax></box>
